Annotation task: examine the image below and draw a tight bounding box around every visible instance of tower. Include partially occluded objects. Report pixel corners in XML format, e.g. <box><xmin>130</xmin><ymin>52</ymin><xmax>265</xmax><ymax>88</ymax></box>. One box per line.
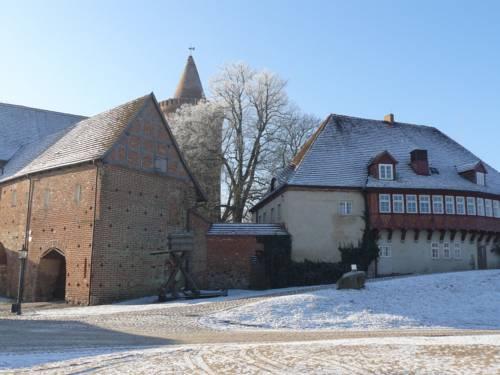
<box><xmin>159</xmin><ymin>54</ymin><xmax>222</xmax><ymax>221</ymax></box>
<box><xmin>159</xmin><ymin>55</ymin><xmax>205</xmax><ymax>115</ymax></box>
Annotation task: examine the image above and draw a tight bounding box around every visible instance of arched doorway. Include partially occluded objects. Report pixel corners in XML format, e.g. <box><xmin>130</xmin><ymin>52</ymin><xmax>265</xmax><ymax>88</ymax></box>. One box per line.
<box><xmin>37</xmin><ymin>249</ymin><xmax>66</xmax><ymax>301</ymax></box>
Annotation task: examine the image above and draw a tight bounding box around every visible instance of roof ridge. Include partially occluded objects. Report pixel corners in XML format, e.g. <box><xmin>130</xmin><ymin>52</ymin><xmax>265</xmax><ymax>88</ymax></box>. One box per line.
<box><xmin>329</xmin><ymin>113</ymin><xmax>436</xmax><ymax>129</ymax></box>
<box><xmin>0</xmin><ymin>101</ymin><xmax>87</xmax><ymax>119</ymax></box>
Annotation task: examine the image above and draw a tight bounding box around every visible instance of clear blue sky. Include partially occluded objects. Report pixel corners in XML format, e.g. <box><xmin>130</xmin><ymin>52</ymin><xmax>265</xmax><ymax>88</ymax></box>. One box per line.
<box><xmin>1</xmin><ymin>1</ymin><xmax>499</xmax><ymax>167</ymax></box>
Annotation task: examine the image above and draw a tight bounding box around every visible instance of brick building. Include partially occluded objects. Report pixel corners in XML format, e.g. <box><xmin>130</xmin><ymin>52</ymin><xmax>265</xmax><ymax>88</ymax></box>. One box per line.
<box><xmin>0</xmin><ymin>94</ymin><xmax>209</xmax><ymax>305</ymax></box>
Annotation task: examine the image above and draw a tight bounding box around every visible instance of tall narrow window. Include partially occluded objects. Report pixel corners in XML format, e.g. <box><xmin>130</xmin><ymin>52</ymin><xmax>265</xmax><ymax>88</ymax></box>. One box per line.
<box><xmin>432</xmin><ymin>195</ymin><xmax>444</xmax><ymax>214</ymax></box>
<box><xmin>379</xmin><ymin>194</ymin><xmax>391</xmax><ymax>213</ymax></box>
<box><xmin>443</xmin><ymin>242</ymin><xmax>451</xmax><ymax>259</ymax></box>
<box><xmin>476</xmin><ymin>198</ymin><xmax>485</xmax><ymax>216</ymax></box>
<box><xmin>74</xmin><ymin>184</ymin><xmax>82</xmax><ymax>205</ymax></box>
<box><xmin>466</xmin><ymin>197</ymin><xmax>476</xmax><ymax>215</ymax></box>
<box><xmin>406</xmin><ymin>195</ymin><xmax>417</xmax><ymax>214</ymax></box>
<box><xmin>456</xmin><ymin>196</ymin><xmax>466</xmax><ymax>215</ymax></box>
<box><xmin>419</xmin><ymin>195</ymin><xmax>431</xmax><ymax>214</ymax></box>
<box><xmin>431</xmin><ymin>242</ymin><xmax>439</xmax><ymax>259</ymax></box>
<box><xmin>43</xmin><ymin>189</ymin><xmax>50</xmax><ymax>209</ymax></box>
<box><xmin>339</xmin><ymin>201</ymin><xmax>353</xmax><ymax>215</ymax></box>
<box><xmin>277</xmin><ymin>204</ymin><xmax>282</xmax><ymax>221</ymax></box>
<box><xmin>11</xmin><ymin>190</ymin><xmax>17</xmax><ymax>207</ymax></box>
<box><xmin>378</xmin><ymin>164</ymin><xmax>394</xmax><ymax>180</ymax></box>
<box><xmin>493</xmin><ymin>200</ymin><xmax>500</xmax><ymax>218</ymax></box>
<box><xmin>263</xmin><ymin>212</ymin><xmax>267</xmax><ymax>223</ymax></box>
<box><xmin>485</xmin><ymin>199</ymin><xmax>493</xmax><ymax>217</ymax></box>
<box><xmin>392</xmin><ymin>194</ymin><xmax>404</xmax><ymax>213</ymax></box>
<box><xmin>270</xmin><ymin>208</ymin><xmax>275</xmax><ymax>223</ymax></box>
<box><xmin>454</xmin><ymin>242</ymin><xmax>462</xmax><ymax>259</ymax></box>
<box><xmin>445</xmin><ymin>196</ymin><xmax>455</xmax><ymax>215</ymax></box>
<box><xmin>257</xmin><ymin>215</ymin><xmax>261</xmax><ymax>224</ymax></box>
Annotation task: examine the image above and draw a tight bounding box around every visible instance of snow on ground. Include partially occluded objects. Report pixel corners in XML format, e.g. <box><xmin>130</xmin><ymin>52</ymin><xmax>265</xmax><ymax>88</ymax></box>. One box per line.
<box><xmin>201</xmin><ymin>270</ymin><xmax>500</xmax><ymax>331</ymax></box>
<box><xmin>2</xmin><ymin>335</ymin><xmax>499</xmax><ymax>374</ymax></box>
<box><xmin>24</xmin><ymin>284</ymin><xmax>334</xmax><ymax>318</ymax></box>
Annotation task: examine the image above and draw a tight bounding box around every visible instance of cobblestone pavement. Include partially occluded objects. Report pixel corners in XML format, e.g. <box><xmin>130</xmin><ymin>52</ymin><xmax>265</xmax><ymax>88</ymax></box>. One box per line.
<box><xmin>1</xmin><ymin>288</ymin><xmax>500</xmax><ymax>373</ymax></box>
<box><xmin>4</xmin><ymin>337</ymin><xmax>500</xmax><ymax>374</ymax></box>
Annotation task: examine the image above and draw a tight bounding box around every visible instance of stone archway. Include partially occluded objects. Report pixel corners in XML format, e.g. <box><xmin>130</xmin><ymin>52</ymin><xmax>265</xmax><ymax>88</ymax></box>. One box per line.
<box><xmin>37</xmin><ymin>249</ymin><xmax>66</xmax><ymax>301</ymax></box>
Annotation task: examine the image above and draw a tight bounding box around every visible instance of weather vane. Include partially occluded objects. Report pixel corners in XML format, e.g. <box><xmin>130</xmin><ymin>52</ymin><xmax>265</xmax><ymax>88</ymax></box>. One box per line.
<box><xmin>189</xmin><ymin>46</ymin><xmax>195</xmax><ymax>55</ymax></box>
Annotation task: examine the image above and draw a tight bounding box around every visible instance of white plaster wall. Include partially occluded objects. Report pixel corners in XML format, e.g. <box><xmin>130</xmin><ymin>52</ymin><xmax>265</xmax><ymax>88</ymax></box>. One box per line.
<box><xmin>257</xmin><ymin>190</ymin><xmax>365</xmax><ymax>262</ymax></box>
<box><xmin>377</xmin><ymin>230</ymin><xmax>500</xmax><ymax>275</ymax></box>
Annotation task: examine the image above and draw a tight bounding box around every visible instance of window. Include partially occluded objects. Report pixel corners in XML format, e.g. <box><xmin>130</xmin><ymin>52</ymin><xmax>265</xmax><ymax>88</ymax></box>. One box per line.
<box><xmin>466</xmin><ymin>197</ymin><xmax>476</xmax><ymax>215</ymax></box>
<box><xmin>485</xmin><ymin>199</ymin><xmax>493</xmax><ymax>217</ymax></box>
<box><xmin>432</xmin><ymin>195</ymin><xmax>444</xmax><ymax>214</ymax></box>
<box><xmin>379</xmin><ymin>244</ymin><xmax>392</xmax><ymax>257</ymax></box>
<box><xmin>277</xmin><ymin>204</ymin><xmax>282</xmax><ymax>221</ymax></box>
<box><xmin>392</xmin><ymin>194</ymin><xmax>404</xmax><ymax>213</ymax></box>
<box><xmin>431</xmin><ymin>242</ymin><xmax>439</xmax><ymax>259</ymax></box>
<box><xmin>379</xmin><ymin>164</ymin><xmax>394</xmax><ymax>180</ymax></box>
<box><xmin>43</xmin><ymin>189</ymin><xmax>50</xmax><ymax>209</ymax></box>
<box><xmin>257</xmin><ymin>215</ymin><xmax>261</xmax><ymax>224</ymax></box>
<box><xmin>154</xmin><ymin>158</ymin><xmax>168</xmax><ymax>173</ymax></box>
<box><xmin>406</xmin><ymin>195</ymin><xmax>418</xmax><ymax>214</ymax></box>
<box><xmin>443</xmin><ymin>242</ymin><xmax>451</xmax><ymax>259</ymax></box>
<box><xmin>263</xmin><ymin>212</ymin><xmax>267</xmax><ymax>223</ymax></box>
<box><xmin>339</xmin><ymin>201</ymin><xmax>353</xmax><ymax>215</ymax></box>
<box><xmin>456</xmin><ymin>196</ymin><xmax>466</xmax><ymax>215</ymax></box>
<box><xmin>476</xmin><ymin>198</ymin><xmax>485</xmax><ymax>216</ymax></box>
<box><xmin>74</xmin><ymin>184</ymin><xmax>82</xmax><ymax>205</ymax></box>
<box><xmin>445</xmin><ymin>196</ymin><xmax>455</xmax><ymax>215</ymax></box>
<box><xmin>454</xmin><ymin>242</ymin><xmax>462</xmax><ymax>259</ymax></box>
<box><xmin>379</xmin><ymin>194</ymin><xmax>391</xmax><ymax>213</ymax></box>
<box><xmin>494</xmin><ymin>200</ymin><xmax>500</xmax><ymax>218</ymax></box>
<box><xmin>270</xmin><ymin>208</ymin><xmax>275</xmax><ymax>223</ymax></box>
<box><xmin>11</xmin><ymin>190</ymin><xmax>17</xmax><ymax>207</ymax></box>
<box><xmin>477</xmin><ymin>172</ymin><xmax>485</xmax><ymax>186</ymax></box>
<box><xmin>419</xmin><ymin>195</ymin><xmax>431</xmax><ymax>214</ymax></box>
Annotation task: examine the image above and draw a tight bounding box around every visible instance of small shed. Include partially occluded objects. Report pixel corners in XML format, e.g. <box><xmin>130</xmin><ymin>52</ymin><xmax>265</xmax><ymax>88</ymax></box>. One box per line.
<box><xmin>206</xmin><ymin>224</ymin><xmax>290</xmax><ymax>290</ymax></box>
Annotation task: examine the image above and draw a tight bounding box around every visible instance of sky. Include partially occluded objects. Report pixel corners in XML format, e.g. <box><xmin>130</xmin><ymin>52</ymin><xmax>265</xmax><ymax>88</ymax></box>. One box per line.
<box><xmin>1</xmin><ymin>0</ymin><xmax>499</xmax><ymax>168</ymax></box>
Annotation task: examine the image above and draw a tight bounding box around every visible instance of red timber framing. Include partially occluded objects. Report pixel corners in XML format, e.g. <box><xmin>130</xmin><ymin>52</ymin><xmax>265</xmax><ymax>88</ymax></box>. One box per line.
<box><xmin>367</xmin><ymin>189</ymin><xmax>500</xmax><ymax>242</ymax></box>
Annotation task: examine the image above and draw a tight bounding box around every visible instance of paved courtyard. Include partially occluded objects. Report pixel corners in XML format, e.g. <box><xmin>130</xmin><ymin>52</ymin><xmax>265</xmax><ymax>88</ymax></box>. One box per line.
<box><xmin>1</xmin><ymin>287</ymin><xmax>499</xmax><ymax>373</ymax></box>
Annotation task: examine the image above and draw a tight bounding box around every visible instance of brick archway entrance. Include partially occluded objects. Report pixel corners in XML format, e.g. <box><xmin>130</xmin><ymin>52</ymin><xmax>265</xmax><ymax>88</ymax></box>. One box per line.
<box><xmin>37</xmin><ymin>249</ymin><xmax>66</xmax><ymax>301</ymax></box>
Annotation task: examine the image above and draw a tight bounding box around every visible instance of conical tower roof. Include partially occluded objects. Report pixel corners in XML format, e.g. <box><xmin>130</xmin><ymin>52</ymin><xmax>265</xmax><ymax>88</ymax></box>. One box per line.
<box><xmin>173</xmin><ymin>55</ymin><xmax>205</xmax><ymax>100</ymax></box>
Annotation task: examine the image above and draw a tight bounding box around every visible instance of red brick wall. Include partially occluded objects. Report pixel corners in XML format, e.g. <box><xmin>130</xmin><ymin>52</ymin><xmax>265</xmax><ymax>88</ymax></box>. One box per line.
<box><xmin>206</xmin><ymin>236</ymin><xmax>262</xmax><ymax>289</ymax></box>
<box><xmin>0</xmin><ymin>164</ymin><xmax>97</xmax><ymax>304</ymax></box>
<box><xmin>0</xmin><ymin>178</ymin><xmax>30</xmax><ymax>298</ymax></box>
<box><xmin>188</xmin><ymin>210</ymin><xmax>211</xmax><ymax>288</ymax></box>
<box><xmin>89</xmin><ymin>163</ymin><xmax>199</xmax><ymax>304</ymax></box>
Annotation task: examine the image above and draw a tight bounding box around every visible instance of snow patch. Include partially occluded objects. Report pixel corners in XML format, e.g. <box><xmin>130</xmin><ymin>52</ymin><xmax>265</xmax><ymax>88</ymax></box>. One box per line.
<box><xmin>201</xmin><ymin>270</ymin><xmax>500</xmax><ymax>330</ymax></box>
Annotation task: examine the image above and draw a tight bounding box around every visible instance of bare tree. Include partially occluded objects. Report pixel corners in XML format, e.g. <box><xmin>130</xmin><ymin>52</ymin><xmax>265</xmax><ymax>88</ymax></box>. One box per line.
<box><xmin>170</xmin><ymin>62</ymin><xmax>319</xmax><ymax>223</ymax></box>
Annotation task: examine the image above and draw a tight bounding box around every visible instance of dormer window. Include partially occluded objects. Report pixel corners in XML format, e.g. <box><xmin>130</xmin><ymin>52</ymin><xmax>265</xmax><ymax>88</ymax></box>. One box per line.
<box><xmin>457</xmin><ymin>161</ymin><xmax>487</xmax><ymax>186</ymax></box>
<box><xmin>379</xmin><ymin>164</ymin><xmax>394</xmax><ymax>180</ymax></box>
<box><xmin>369</xmin><ymin>151</ymin><xmax>398</xmax><ymax>181</ymax></box>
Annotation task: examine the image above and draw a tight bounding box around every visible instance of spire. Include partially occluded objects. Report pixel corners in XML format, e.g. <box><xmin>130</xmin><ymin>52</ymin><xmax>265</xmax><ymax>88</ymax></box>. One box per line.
<box><xmin>173</xmin><ymin>54</ymin><xmax>205</xmax><ymax>100</ymax></box>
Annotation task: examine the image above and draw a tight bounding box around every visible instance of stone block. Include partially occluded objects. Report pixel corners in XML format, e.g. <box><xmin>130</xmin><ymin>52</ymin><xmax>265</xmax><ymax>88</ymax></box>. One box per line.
<box><xmin>337</xmin><ymin>271</ymin><xmax>366</xmax><ymax>290</ymax></box>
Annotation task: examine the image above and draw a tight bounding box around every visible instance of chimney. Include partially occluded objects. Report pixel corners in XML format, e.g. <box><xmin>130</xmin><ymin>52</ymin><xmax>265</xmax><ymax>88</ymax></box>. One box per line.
<box><xmin>384</xmin><ymin>113</ymin><xmax>394</xmax><ymax>124</ymax></box>
<box><xmin>410</xmin><ymin>149</ymin><xmax>430</xmax><ymax>176</ymax></box>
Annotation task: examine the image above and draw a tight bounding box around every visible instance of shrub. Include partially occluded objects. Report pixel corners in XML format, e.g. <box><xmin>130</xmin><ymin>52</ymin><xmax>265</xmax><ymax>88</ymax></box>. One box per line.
<box><xmin>286</xmin><ymin>260</ymin><xmax>347</xmax><ymax>286</ymax></box>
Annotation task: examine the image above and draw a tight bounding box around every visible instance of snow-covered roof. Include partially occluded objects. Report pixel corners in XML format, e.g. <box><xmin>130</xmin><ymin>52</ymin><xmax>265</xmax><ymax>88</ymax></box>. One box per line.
<box><xmin>207</xmin><ymin>224</ymin><xmax>289</xmax><ymax>236</ymax></box>
<box><xmin>253</xmin><ymin>114</ymin><xmax>500</xmax><ymax>210</ymax></box>
<box><xmin>0</xmin><ymin>102</ymin><xmax>85</xmax><ymax>161</ymax></box>
<box><xmin>0</xmin><ymin>95</ymin><xmax>148</xmax><ymax>182</ymax></box>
